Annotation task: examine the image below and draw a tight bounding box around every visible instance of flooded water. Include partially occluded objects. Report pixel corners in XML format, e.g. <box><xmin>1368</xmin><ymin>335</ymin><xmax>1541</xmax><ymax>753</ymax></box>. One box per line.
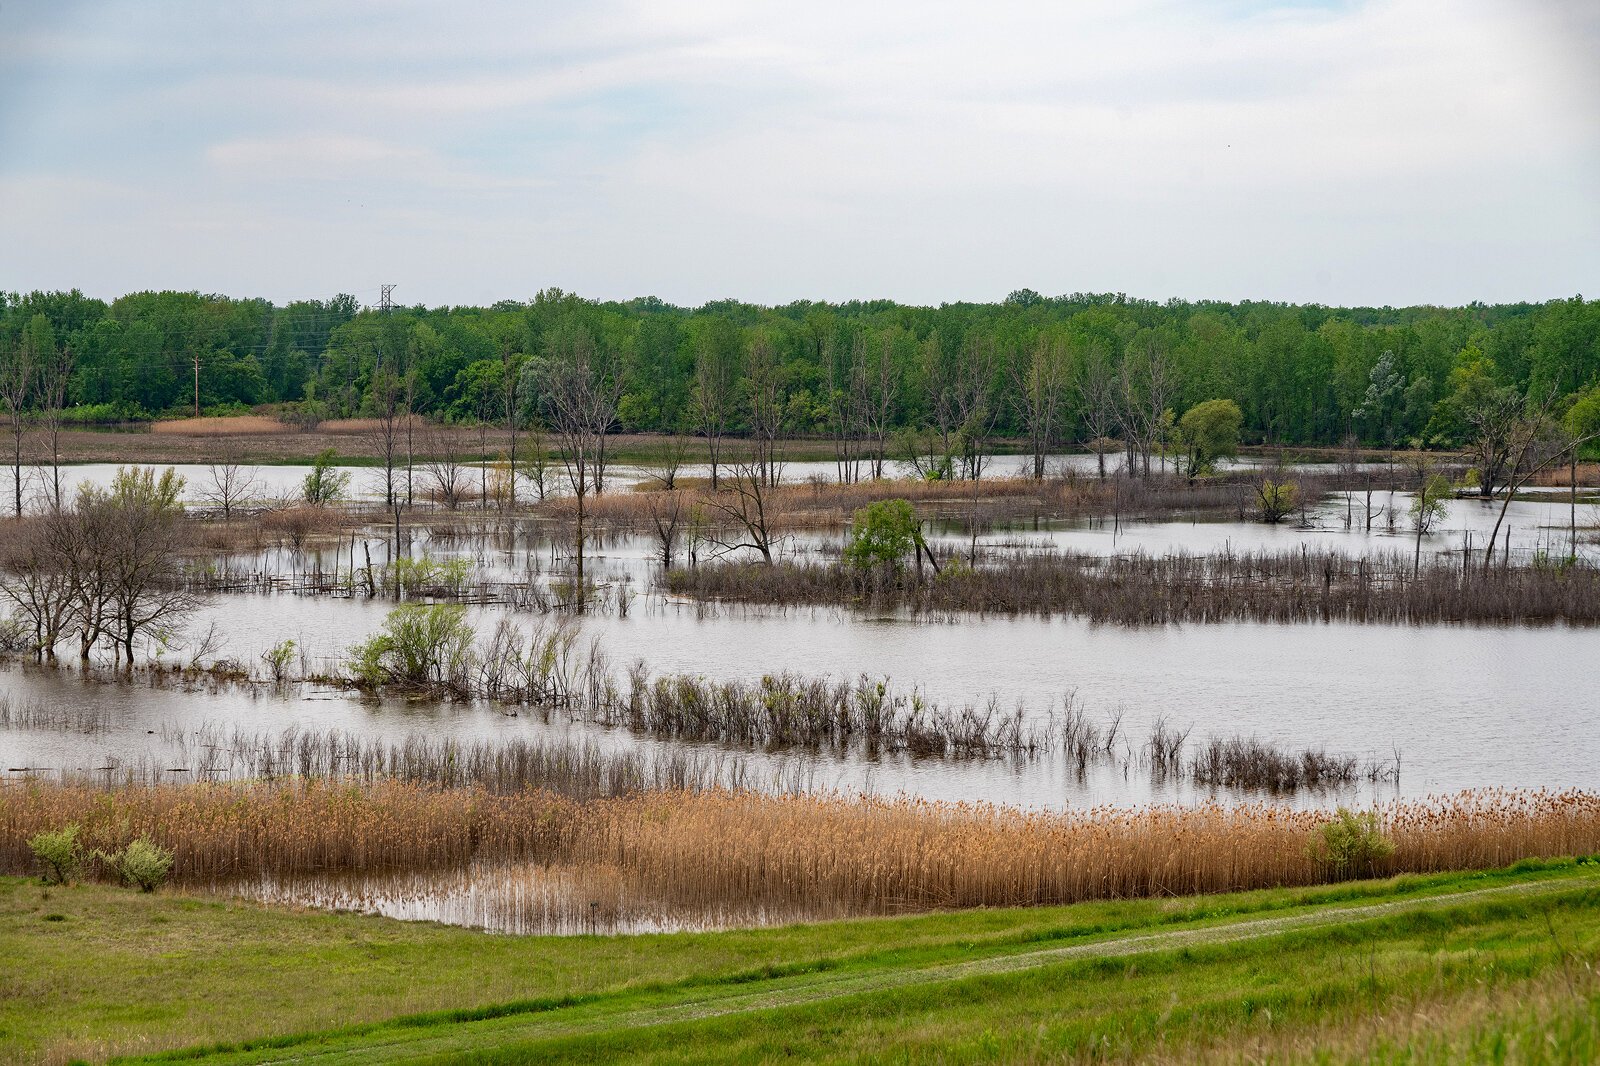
<box><xmin>232</xmin><ymin>861</ymin><xmax>848</xmax><ymax>936</ymax></box>
<box><xmin>3</xmin><ymin>576</ymin><xmax>1596</xmax><ymax>812</ymax></box>
<box><xmin>5</xmin><ymin>461</ymin><xmax>1597</xmax><ymax>934</ymax></box>
<box><xmin>4</xmin><ymin>465</ymin><xmax>1597</xmax><ymax>809</ymax></box>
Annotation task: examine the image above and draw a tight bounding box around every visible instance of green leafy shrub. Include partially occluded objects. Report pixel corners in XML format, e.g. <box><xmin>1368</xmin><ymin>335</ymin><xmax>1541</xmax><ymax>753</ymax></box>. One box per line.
<box><xmin>262</xmin><ymin>639</ymin><xmax>297</xmax><ymax>684</ymax></box>
<box><xmin>99</xmin><ymin>837</ymin><xmax>175</xmax><ymax>893</ymax></box>
<box><xmin>1254</xmin><ymin>478</ymin><xmax>1299</xmax><ymax>524</ymax></box>
<box><xmin>1410</xmin><ymin>473</ymin><xmax>1452</xmax><ymax>534</ymax></box>
<box><xmin>348</xmin><ymin>603</ymin><xmax>477</xmax><ymax>690</ymax></box>
<box><xmin>1310</xmin><ymin>808</ymin><xmax>1395</xmax><ymax>878</ymax></box>
<box><xmin>387</xmin><ymin>557</ymin><xmax>473</xmax><ymax>596</ymax></box>
<box><xmin>843</xmin><ymin>499</ymin><xmax>921</xmax><ymax>573</ymax></box>
<box><xmin>302</xmin><ymin>448</ymin><xmax>351</xmax><ymax>505</ymax></box>
<box><xmin>59</xmin><ymin>402</ymin><xmax>145</xmax><ymax>425</ymax></box>
<box><xmin>28</xmin><ymin>825</ymin><xmax>85</xmax><ymax>885</ymax></box>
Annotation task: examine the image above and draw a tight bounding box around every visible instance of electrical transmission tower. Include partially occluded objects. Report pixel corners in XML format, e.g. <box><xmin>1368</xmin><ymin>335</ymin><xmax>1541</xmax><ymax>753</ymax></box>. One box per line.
<box><xmin>376</xmin><ymin>284</ymin><xmax>397</xmax><ymax>369</ymax></box>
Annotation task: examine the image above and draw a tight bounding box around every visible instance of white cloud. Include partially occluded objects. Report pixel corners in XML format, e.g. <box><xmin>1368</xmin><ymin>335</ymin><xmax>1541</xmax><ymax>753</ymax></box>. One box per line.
<box><xmin>0</xmin><ymin>0</ymin><xmax>1595</xmax><ymax>305</ymax></box>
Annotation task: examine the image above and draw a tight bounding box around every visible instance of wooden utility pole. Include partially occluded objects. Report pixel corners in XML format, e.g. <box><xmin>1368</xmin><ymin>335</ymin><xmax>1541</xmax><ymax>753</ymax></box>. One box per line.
<box><xmin>193</xmin><ymin>352</ymin><xmax>201</xmax><ymax>418</ymax></box>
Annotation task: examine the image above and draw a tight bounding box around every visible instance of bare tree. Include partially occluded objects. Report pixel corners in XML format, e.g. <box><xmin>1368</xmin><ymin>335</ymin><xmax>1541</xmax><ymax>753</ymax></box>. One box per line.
<box><xmin>1075</xmin><ymin>344</ymin><xmax>1120</xmax><ymax>480</ymax></box>
<box><xmin>536</xmin><ymin>321</ymin><xmax>623</xmax><ymax>612</ymax></box>
<box><xmin>701</xmin><ymin>455</ymin><xmax>777</xmax><ymax>564</ymax></box>
<box><xmin>501</xmin><ymin>340</ymin><xmax>523</xmax><ymax>511</ymax></box>
<box><xmin>0</xmin><ymin>509</ymin><xmax>77</xmax><ymax>658</ymax></box>
<box><xmin>365</xmin><ymin>365</ymin><xmax>406</xmax><ymax>509</ymax></box>
<box><xmin>745</xmin><ymin>332</ymin><xmax>785</xmax><ymax>487</ymax></box>
<box><xmin>517</xmin><ymin>418</ymin><xmax>551</xmax><ymax>501</ymax></box>
<box><xmin>419</xmin><ymin>426</ymin><xmax>470</xmax><ymax>511</ymax></box>
<box><xmin>920</xmin><ymin>332</ymin><xmax>959</xmax><ymax>479</ymax></box>
<box><xmin>860</xmin><ymin>330</ymin><xmax>900</xmax><ymax>479</ymax></box>
<box><xmin>691</xmin><ymin>327</ymin><xmax>738</xmax><ymax>491</ymax></box>
<box><xmin>66</xmin><ymin>492</ymin><xmax>120</xmax><ymax>659</ymax></box>
<box><xmin>647</xmin><ymin>490</ymin><xmax>685</xmax><ymax>568</ymax></box>
<box><xmin>1338</xmin><ymin>434</ymin><xmax>1388</xmax><ymax>532</ymax></box>
<box><xmin>953</xmin><ymin>335</ymin><xmax>1000</xmax><ymax>480</ymax></box>
<box><xmin>1013</xmin><ymin>335</ymin><xmax>1070</xmax><ymax>479</ymax></box>
<box><xmin>823</xmin><ymin>330</ymin><xmax>861</xmax><ymax>484</ymax></box>
<box><xmin>403</xmin><ymin>372</ymin><xmax>418</xmax><ymax>507</ymax></box>
<box><xmin>1481</xmin><ymin>391</ymin><xmax>1600</xmax><ymax>572</ymax></box>
<box><xmin>474</xmin><ymin>389</ymin><xmax>495</xmax><ymax>508</ymax></box>
<box><xmin>1117</xmin><ymin>335</ymin><xmax>1177</xmax><ymax>478</ymax></box>
<box><xmin>200</xmin><ymin>440</ymin><xmax>264</xmax><ymax>522</ymax></box>
<box><xmin>592</xmin><ymin>378</ymin><xmax>621</xmax><ymax>498</ymax></box>
<box><xmin>642</xmin><ymin>434</ymin><xmax>691</xmax><ymax>490</ymax></box>
<box><xmin>36</xmin><ymin>345</ymin><xmax>73</xmax><ymax>511</ymax></box>
<box><xmin>4</xmin><ymin>468</ymin><xmax>201</xmax><ymax>664</ymax></box>
<box><xmin>0</xmin><ymin>336</ymin><xmax>33</xmax><ymax>517</ymax></box>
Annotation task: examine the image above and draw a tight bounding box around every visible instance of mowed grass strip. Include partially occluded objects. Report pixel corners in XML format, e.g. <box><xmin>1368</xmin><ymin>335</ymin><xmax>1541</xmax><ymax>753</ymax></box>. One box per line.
<box><xmin>0</xmin><ymin>860</ymin><xmax>1582</xmax><ymax>1063</ymax></box>
<box><xmin>136</xmin><ymin>868</ymin><xmax>1600</xmax><ymax>1065</ymax></box>
<box><xmin>429</xmin><ymin>888</ymin><xmax>1600</xmax><ymax>1066</ymax></box>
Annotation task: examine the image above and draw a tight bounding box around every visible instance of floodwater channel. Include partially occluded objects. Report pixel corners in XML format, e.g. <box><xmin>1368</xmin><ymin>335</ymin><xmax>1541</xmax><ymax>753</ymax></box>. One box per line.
<box><xmin>5</xmin><ymin>457</ymin><xmax>1598</xmax><ymax>932</ymax></box>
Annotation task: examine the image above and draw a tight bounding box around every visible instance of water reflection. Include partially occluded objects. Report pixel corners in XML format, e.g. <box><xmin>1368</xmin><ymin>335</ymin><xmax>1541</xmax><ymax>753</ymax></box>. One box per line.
<box><xmin>234</xmin><ymin>861</ymin><xmax>849</xmax><ymax>936</ymax></box>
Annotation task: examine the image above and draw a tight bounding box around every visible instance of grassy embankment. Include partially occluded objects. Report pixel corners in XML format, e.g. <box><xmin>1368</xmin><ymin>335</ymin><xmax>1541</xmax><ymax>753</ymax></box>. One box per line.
<box><xmin>2</xmin><ymin>861</ymin><xmax>1597</xmax><ymax>1064</ymax></box>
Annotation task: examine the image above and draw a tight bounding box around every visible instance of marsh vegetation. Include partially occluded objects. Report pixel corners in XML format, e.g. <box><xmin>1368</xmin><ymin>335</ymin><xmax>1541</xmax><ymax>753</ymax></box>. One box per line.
<box><xmin>1</xmin><ymin>292</ymin><xmax>1598</xmax><ymax>939</ymax></box>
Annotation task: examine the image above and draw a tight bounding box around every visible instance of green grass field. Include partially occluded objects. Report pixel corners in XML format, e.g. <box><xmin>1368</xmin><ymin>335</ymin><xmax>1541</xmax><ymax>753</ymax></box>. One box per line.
<box><xmin>4</xmin><ymin>861</ymin><xmax>1598</xmax><ymax>1064</ymax></box>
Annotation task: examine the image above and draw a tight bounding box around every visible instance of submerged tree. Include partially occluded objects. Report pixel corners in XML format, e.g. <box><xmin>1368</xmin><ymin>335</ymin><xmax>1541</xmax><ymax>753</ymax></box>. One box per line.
<box><xmin>843</xmin><ymin>498</ymin><xmax>922</xmax><ymax>575</ymax></box>
<box><xmin>533</xmin><ymin>319</ymin><xmax>623</xmax><ymax>611</ymax></box>
<box><xmin>1</xmin><ymin>467</ymin><xmax>196</xmax><ymax>662</ymax></box>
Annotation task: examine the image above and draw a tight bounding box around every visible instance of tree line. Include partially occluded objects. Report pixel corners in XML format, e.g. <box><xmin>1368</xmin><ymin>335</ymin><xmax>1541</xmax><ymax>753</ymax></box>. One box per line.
<box><xmin>1</xmin><ymin>286</ymin><xmax>1597</xmax><ymax>467</ymax></box>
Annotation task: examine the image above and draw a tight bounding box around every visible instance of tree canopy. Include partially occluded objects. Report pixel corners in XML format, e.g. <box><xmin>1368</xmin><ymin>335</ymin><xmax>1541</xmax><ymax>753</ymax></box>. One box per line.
<box><xmin>2</xmin><ymin>288</ymin><xmax>1598</xmax><ymax>460</ymax></box>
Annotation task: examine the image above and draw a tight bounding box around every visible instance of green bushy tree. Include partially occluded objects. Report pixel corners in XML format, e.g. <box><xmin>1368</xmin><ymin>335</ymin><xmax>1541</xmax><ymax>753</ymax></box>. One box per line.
<box><xmin>843</xmin><ymin>499</ymin><xmax>921</xmax><ymax>573</ymax></box>
<box><xmin>1177</xmin><ymin>398</ymin><xmax>1243</xmax><ymax>480</ymax></box>
<box><xmin>28</xmin><ymin>825</ymin><xmax>85</xmax><ymax>885</ymax></box>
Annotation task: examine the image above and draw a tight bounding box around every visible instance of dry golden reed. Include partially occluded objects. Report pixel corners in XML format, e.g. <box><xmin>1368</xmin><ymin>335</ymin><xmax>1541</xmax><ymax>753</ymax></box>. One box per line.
<box><xmin>149</xmin><ymin>415</ymin><xmax>291</xmax><ymax>436</ymax></box>
<box><xmin>4</xmin><ymin>782</ymin><xmax>1597</xmax><ymax>916</ymax></box>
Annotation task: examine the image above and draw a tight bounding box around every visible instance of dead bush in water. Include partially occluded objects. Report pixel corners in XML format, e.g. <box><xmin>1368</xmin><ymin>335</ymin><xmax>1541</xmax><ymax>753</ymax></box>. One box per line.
<box><xmin>1189</xmin><ymin>736</ymin><xmax>1363</xmax><ymax>792</ymax></box>
<box><xmin>260</xmin><ymin>505</ymin><xmax>345</xmax><ymax>552</ymax></box>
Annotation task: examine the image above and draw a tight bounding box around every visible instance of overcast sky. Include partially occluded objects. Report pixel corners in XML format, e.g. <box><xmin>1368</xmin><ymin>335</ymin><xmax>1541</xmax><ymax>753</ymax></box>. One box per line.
<box><xmin>2</xmin><ymin>0</ymin><xmax>1597</xmax><ymax>309</ymax></box>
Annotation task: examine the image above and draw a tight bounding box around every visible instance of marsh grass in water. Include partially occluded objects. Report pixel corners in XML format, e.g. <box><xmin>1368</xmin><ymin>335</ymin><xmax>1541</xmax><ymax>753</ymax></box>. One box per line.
<box><xmin>668</xmin><ymin>545</ymin><xmax>1600</xmax><ymax>624</ymax></box>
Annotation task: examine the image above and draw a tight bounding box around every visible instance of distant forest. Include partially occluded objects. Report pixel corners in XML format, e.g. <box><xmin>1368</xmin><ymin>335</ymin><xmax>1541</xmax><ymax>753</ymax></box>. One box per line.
<box><xmin>1</xmin><ymin>287</ymin><xmax>1597</xmax><ymax>455</ymax></box>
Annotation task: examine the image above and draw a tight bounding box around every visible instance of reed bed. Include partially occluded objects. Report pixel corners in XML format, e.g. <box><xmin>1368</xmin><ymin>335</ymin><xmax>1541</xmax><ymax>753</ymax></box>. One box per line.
<box><xmin>0</xmin><ymin>779</ymin><xmax>573</xmax><ymax>880</ymax></box>
<box><xmin>97</xmin><ymin>724</ymin><xmax>759</xmax><ymax>800</ymax></box>
<box><xmin>607</xmin><ymin>670</ymin><xmax>1047</xmax><ymax>756</ymax></box>
<box><xmin>667</xmin><ymin>546</ymin><xmax>1600</xmax><ymax>625</ymax></box>
<box><xmin>2</xmin><ymin>782</ymin><xmax>1596</xmax><ymax>920</ymax></box>
<box><xmin>149</xmin><ymin>415</ymin><xmax>291</xmax><ymax>436</ymax></box>
<box><xmin>0</xmin><ymin>693</ymin><xmax>111</xmax><ymax>735</ymax></box>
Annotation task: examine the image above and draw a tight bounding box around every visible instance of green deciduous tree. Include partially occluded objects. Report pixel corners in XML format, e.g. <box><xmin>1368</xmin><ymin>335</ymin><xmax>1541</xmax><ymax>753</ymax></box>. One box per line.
<box><xmin>843</xmin><ymin>499</ymin><xmax>922</xmax><ymax>573</ymax></box>
<box><xmin>1176</xmin><ymin>398</ymin><xmax>1243</xmax><ymax>481</ymax></box>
